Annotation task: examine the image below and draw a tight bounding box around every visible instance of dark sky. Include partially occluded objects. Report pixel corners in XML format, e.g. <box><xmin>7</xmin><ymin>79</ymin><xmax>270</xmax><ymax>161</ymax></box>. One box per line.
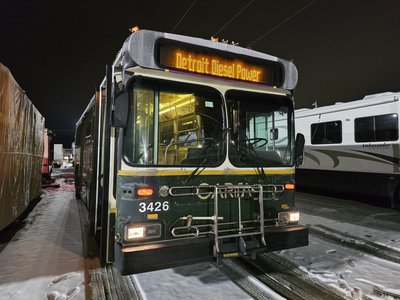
<box><xmin>1</xmin><ymin>0</ymin><xmax>399</xmax><ymax>146</ymax></box>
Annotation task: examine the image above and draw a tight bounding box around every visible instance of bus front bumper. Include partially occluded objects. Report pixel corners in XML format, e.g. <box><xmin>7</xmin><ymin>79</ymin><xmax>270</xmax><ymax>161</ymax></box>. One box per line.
<box><xmin>115</xmin><ymin>237</ymin><xmax>214</xmax><ymax>275</ymax></box>
<box><xmin>264</xmin><ymin>225</ymin><xmax>309</xmax><ymax>251</ymax></box>
<box><xmin>115</xmin><ymin>225</ymin><xmax>308</xmax><ymax>275</ymax></box>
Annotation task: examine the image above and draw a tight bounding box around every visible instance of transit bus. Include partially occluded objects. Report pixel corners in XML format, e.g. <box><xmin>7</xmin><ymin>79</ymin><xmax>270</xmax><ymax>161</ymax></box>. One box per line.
<box><xmin>295</xmin><ymin>92</ymin><xmax>400</xmax><ymax>209</ymax></box>
<box><xmin>75</xmin><ymin>29</ymin><xmax>307</xmax><ymax>275</ymax></box>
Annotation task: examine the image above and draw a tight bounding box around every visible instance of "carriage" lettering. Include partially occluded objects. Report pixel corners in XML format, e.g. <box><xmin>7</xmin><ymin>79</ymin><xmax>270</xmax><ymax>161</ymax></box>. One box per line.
<box><xmin>197</xmin><ymin>182</ymin><xmax>257</xmax><ymax>200</ymax></box>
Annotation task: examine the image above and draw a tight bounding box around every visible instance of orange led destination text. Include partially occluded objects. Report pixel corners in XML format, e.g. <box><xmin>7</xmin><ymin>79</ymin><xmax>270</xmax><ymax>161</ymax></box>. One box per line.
<box><xmin>174</xmin><ymin>51</ymin><xmax>263</xmax><ymax>83</ymax></box>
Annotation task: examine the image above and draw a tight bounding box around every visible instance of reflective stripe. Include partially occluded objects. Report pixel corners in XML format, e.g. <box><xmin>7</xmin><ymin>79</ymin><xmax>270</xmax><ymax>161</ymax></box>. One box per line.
<box><xmin>118</xmin><ymin>168</ymin><xmax>295</xmax><ymax>176</ymax></box>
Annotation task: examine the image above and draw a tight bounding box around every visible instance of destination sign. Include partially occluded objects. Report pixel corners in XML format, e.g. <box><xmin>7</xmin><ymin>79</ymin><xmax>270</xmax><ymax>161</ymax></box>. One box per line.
<box><xmin>157</xmin><ymin>41</ymin><xmax>283</xmax><ymax>86</ymax></box>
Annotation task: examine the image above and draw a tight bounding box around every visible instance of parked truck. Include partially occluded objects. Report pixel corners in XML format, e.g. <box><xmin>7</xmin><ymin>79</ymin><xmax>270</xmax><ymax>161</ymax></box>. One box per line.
<box><xmin>53</xmin><ymin>144</ymin><xmax>63</xmax><ymax>168</ymax></box>
<box><xmin>0</xmin><ymin>63</ymin><xmax>44</xmax><ymax>230</ymax></box>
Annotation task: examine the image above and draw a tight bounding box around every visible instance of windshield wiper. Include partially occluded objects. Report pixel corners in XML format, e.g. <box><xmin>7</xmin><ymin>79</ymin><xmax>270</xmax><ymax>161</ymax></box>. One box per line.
<box><xmin>256</xmin><ymin>164</ymin><xmax>268</xmax><ymax>183</ymax></box>
<box><xmin>183</xmin><ymin>158</ymin><xmax>207</xmax><ymax>184</ymax></box>
<box><xmin>239</xmin><ymin>137</ymin><xmax>268</xmax><ymax>183</ymax></box>
<box><xmin>183</xmin><ymin>127</ymin><xmax>228</xmax><ymax>184</ymax></box>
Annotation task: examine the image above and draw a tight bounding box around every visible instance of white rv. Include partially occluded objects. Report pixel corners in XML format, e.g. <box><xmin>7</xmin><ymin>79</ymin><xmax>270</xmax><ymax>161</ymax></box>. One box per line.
<box><xmin>295</xmin><ymin>92</ymin><xmax>400</xmax><ymax>209</ymax></box>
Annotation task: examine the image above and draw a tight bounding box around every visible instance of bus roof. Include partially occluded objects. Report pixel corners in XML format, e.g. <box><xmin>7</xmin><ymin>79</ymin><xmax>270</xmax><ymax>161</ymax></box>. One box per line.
<box><xmin>117</xmin><ymin>30</ymin><xmax>298</xmax><ymax>91</ymax></box>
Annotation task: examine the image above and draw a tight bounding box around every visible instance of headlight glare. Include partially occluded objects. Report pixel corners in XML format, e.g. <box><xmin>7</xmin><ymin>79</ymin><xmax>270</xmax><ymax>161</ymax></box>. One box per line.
<box><xmin>124</xmin><ymin>222</ymin><xmax>162</xmax><ymax>241</ymax></box>
<box><xmin>278</xmin><ymin>210</ymin><xmax>300</xmax><ymax>224</ymax></box>
<box><xmin>127</xmin><ymin>227</ymin><xmax>145</xmax><ymax>239</ymax></box>
<box><xmin>289</xmin><ymin>211</ymin><xmax>300</xmax><ymax>222</ymax></box>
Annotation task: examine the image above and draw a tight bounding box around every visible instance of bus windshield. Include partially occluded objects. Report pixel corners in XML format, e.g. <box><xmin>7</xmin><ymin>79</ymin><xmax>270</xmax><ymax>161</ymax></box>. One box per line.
<box><xmin>123</xmin><ymin>79</ymin><xmax>225</xmax><ymax>166</ymax></box>
<box><xmin>226</xmin><ymin>90</ymin><xmax>294</xmax><ymax>167</ymax></box>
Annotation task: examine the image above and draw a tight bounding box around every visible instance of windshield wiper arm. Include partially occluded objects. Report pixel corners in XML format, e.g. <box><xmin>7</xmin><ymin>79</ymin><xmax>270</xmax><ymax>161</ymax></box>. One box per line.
<box><xmin>183</xmin><ymin>158</ymin><xmax>207</xmax><ymax>184</ymax></box>
<box><xmin>239</xmin><ymin>137</ymin><xmax>268</xmax><ymax>183</ymax></box>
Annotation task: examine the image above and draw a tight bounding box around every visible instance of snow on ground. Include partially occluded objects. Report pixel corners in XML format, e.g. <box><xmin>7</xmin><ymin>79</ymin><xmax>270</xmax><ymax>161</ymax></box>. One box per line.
<box><xmin>276</xmin><ymin>193</ymin><xmax>400</xmax><ymax>300</ymax></box>
<box><xmin>134</xmin><ymin>262</ymin><xmax>254</xmax><ymax>300</ymax></box>
<box><xmin>1</xmin><ymin>169</ymin><xmax>400</xmax><ymax>300</ymax></box>
<box><xmin>301</xmin><ymin>213</ymin><xmax>400</xmax><ymax>252</ymax></box>
<box><xmin>0</xmin><ymin>169</ymin><xmax>85</xmax><ymax>299</ymax></box>
<box><xmin>279</xmin><ymin>234</ymin><xmax>400</xmax><ymax>299</ymax></box>
<box><xmin>296</xmin><ymin>192</ymin><xmax>400</xmax><ymax>252</ymax></box>
<box><xmin>0</xmin><ymin>169</ymin><xmax>276</xmax><ymax>300</ymax></box>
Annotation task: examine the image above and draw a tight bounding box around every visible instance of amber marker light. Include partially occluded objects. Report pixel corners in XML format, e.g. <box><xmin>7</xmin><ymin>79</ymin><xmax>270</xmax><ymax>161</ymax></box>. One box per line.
<box><xmin>285</xmin><ymin>182</ymin><xmax>295</xmax><ymax>190</ymax></box>
<box><xmin>210</xmin><ymin>36</ymin><xmax>219</xmax><ymax>42</ymax></box>
<box><xmin>130</xmin><ymin>26</ymin><xmax>140</xmax><ymax>33</ymax></box>
<box><xmin>137</xmin><ymin>187</ymin><xmax>154</xmax><ymax>197</ymax></box>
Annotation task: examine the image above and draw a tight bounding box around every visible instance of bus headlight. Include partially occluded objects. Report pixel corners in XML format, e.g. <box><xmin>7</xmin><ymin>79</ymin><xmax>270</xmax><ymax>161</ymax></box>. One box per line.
<box><xmin>124</xmin><ymin>223</ymin><xmax>162</xmax><ymax>241</ymax></box>
<box><xmin>127</xmin><ymin>227</ymin><xmax>145</xmax><ymax>239</ymax></box>
<box><xmin>278</xmin><ymin>211</ymin><xmax>300</xmax><ymax>224</ymax></box>
<box><xmin>288</xmin><ymin>211</ymin><xmax>300</xmax><ymax>222</ymax></box>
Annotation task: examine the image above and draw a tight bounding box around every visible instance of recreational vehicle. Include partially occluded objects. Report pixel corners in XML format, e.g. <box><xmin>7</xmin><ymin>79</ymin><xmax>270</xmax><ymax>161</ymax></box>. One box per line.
<box><xmin>295</xmin><ymin>92</ymin><xmax>400</xmax><ymax>209</ymax></box>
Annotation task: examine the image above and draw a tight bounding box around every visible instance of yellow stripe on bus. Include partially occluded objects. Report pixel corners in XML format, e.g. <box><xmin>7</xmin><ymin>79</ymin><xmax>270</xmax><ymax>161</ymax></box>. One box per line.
<box><xmin>118</xmin><ymin>169</ymin><xmax>295</xmax><ymax>176</ymax></box>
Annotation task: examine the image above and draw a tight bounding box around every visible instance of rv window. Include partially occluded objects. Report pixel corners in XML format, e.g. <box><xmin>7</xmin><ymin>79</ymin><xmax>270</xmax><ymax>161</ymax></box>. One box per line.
<box><xmin>311</xmin><ymin>121</ymin><xmax>342</xmax><ymax>144</ymax></box>
<box><xmin>355</xmin><ymin>114</ymin><xmax>398</xmax><ymax>142</ymax></box>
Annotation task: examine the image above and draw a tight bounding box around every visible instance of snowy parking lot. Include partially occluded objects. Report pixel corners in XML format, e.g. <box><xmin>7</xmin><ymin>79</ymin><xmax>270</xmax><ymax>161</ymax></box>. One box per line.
<box><xmin>0</xmin><ymin>169</ymin><xmax>85</xmax><ymax>299</ymax></box>
<box><xmin>1</xmin><ymin>169</ymin><xmax>400</xmax><ymax>300</ymax></box>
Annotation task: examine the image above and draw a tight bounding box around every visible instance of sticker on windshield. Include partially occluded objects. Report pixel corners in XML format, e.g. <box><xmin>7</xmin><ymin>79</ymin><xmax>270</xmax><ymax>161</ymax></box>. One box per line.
<box><xmin>205</xmin><ymin>101</ymin><xmax>214</xmax><ymax>108</ymax></box>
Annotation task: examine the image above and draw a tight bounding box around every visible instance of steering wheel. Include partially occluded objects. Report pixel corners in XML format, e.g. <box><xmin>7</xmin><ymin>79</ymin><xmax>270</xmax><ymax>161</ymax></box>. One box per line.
<box><xmin>247</xmin><ymin>138</ymin><xmax>268</xmax><ymax>148</ymax></box>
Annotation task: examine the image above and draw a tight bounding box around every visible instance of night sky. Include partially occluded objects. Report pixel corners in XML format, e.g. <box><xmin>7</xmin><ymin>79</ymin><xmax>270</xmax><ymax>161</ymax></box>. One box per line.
<box><xmin>1</xmin><ymin>0</ymin><xmax>399</xmax><ymax>146</ymax></box>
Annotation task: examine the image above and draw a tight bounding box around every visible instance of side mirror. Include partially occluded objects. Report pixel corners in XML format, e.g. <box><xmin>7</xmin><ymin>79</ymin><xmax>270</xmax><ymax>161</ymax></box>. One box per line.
<box><xmin>294</xmin><ymin>133</ymin><xmax>305</xmax><ymax>167</ymax></box>
<box><xmin>270</xmin><ymin>128</ymin><xmax>278</xmax><ymax>140</ymax></box>
<box><xmin>112</xmin><ymin>91</ymin><xmax>129</xmax><ymax>127</ymax></box>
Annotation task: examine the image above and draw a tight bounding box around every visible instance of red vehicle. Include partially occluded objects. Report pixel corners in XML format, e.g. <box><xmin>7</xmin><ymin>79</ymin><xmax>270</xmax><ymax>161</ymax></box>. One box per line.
<box><xmin>42</xmin><ymin>128</ymin><xmax>54</xmax><ymax>182</ymax></box>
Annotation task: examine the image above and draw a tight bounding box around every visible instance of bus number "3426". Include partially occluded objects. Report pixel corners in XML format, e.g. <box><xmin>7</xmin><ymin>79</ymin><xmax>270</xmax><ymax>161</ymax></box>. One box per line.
<box><xmin>138</xmin><ymin>201</ymin><xmax>170</xmax><ymax>213</ymax></box>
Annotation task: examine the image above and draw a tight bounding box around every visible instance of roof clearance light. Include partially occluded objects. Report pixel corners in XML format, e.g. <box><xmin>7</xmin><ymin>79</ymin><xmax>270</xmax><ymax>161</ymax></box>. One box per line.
<box><xmin>130</xmin><ymin>26</ymin><xmax>140</xmax><ymax>33</ymax></box>
<box><xmin>137</xmin><ymin>187</ymin><xmax>154</xmax><ymax>197</ymax></box>
<box><xmin>210</xmin><ymin>36</ymin><xmax>219</xmax><ymax>42</ymax></box>
<box><xmin>285</xmin><ymin>183</ymin><xmax>295</xmax><ymax>190</ymax></box>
